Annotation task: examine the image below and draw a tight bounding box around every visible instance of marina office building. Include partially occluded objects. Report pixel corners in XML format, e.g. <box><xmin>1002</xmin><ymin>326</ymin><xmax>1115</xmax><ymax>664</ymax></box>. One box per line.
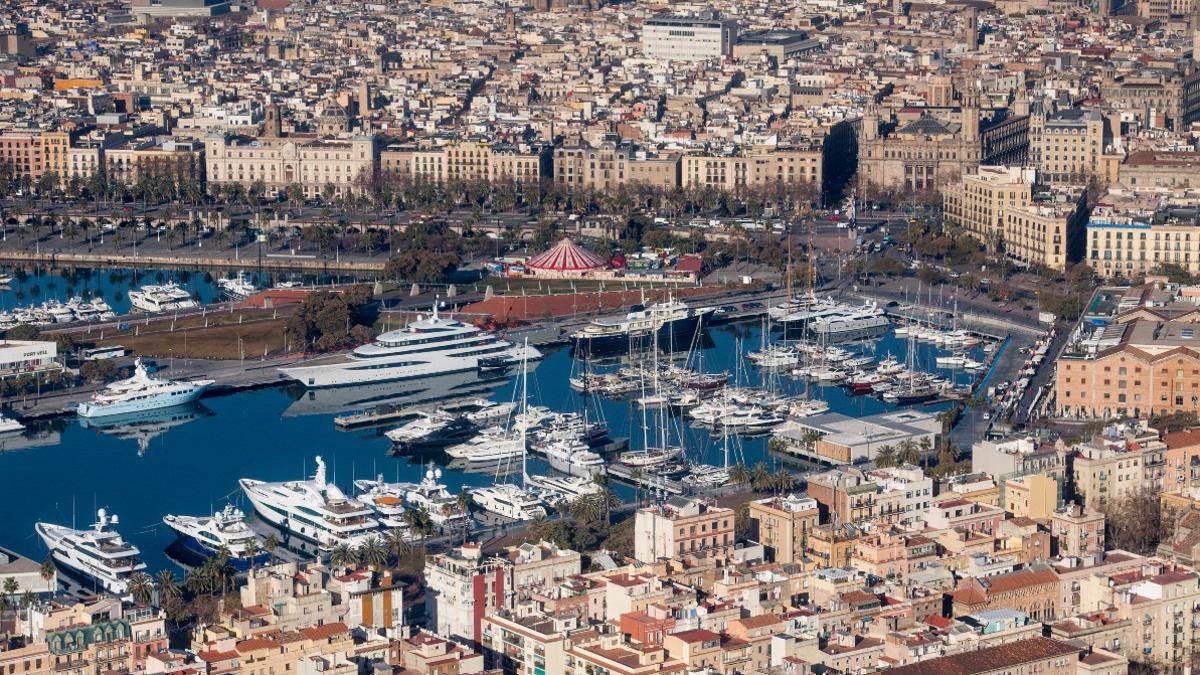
<box><xmin>0</xmin><ymin>339</ymin><xmax>58</xmax><ymax>379</ymax></box>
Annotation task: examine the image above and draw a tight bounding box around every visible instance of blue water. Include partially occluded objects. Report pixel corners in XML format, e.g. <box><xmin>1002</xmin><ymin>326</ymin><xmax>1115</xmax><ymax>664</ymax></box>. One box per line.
<box><xmin>0</xmin><ymin>266</ymin><xmax>362</xmax><ymax>315</ymax></box>
<box><xmin>0</xmin><ymin>321</ymin><xmax>983</xmax><ymax>573</ymax></box>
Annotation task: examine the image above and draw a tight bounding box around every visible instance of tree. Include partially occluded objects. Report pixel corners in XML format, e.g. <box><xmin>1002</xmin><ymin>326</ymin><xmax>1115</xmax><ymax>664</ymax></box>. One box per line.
<box><xmin>896</xmin><ymin>440</ymin><xmax>921</xmax><ymax>466</ymax></box>
<box><xmin>40</xmin><ymin>556</ymin><xmax>55</xmax><ymax>591</ymax></box>
<box><xmin>358</xmin><ymin>535</ymin><xmax>389</xmax><ymax>569</ymax></box>
<box><xmin>5</xmin><ymin>324</ymin><xmax>38</xmax><ymax>341</ymax></box>
<box><xmin>242</xmin><ymin>539</ymin><xmax>262</xmax><ymax>571</ymax></box>
<box><xmin>80</xmin><ymin>359</ymin><xmax>119</xmax><ymax>383</ymax></box>
<box><xmin>875</xmin><ymin>445</ymin><xmax>897</xmax><ymax>468</ymax></box>
<box><xmin>263</xmin><ymin>534</ymin><xmax>280</xmax><ymax>559</ymax></box>
<box><xmin>128</xmin><ymin>571</ymin><xmax>154</xmax><ymax>605</ymax></box>
<box><xmin>729</xmin><ymin>462</ymin><xmax>752</xmax><ymax>485</ymax></box>
<box><xmin>402</xmin><ymin>507</ymin><xmax>436</xmax><ymax>541</ymax></box>
<box><xmin>385</xmin><ymin>528</ymin><xmax>412</xmax><ymax>562</ymax></box>
<box><xmin>155</xmin><ymin>569</ymin><xmax>181</xmax><ymax>604</ymax></box>
<box><xmin>750</xmin><ymin>462</ymin><xmax>773</xmax><ymax>491</ymax></box>
<box><xmin>1102</xmin><ymin>490</ymin><xmax>1163</xmax><ymax>555</ymax></box>
<box><xmin>772</xmin><ymin>469</ymin><xmax>795</xmax><ymax>494</ymax></box>
<box><xmin>329</xmin><ymin>543</ymin><xmax>359</xmax><ymax>569</ymax></box>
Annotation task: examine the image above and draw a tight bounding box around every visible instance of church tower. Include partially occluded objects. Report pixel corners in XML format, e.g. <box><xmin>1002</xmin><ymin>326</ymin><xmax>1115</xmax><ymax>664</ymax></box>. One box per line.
<box><xmin>961</xmin><ymin>85</ymin><xmax>980</xmax><ymax>142</ymax></box>
<box><xmin>263</xmin><ymin>103</ymin><xmax>282</xmax><ymax>138</ymax></box>
<box><xmin>862</xmin><ymin>98</ymin><xmax>879</xmax><ymax>141</ymax></box>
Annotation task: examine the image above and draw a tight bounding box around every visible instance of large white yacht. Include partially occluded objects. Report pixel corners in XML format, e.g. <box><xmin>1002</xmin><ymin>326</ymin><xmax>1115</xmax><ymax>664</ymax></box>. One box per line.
<box><xmin>239</xmin><ymin>456</ymin><xmax>382</xmax><ymax>549</ymax></box>
<box><xmin>217</xmin><ymin>272</ymin><xmax>257</xmax><ymax>300</ymax></box>
<box><xmin>129</xmin><ymin>282</ymin><xmax>198</xmax><ymax>313</ymax></box>
<box><xmin>162</xmin><ymin>505</ymin><xmax>268</xmax><ymax>569</ymax></box>
<box><xmin>444</xmin><ymin>426</ymin><xmax>526</xmax><ymax>463</ymax></box>
<box><xmin>279</xmin><ymin>305</ymin><xmax>542</xmax><ymax>388</ymax></box>
<box><xmin>35</xmin><ymin>509</ymin><xmax>146</xmax><ymax>594</ymax></box>
<box><xmin>77</xmin><ymin>359</ymin><xmax>214</xmax><ymax>418</ymax></box>
<box><xmin>570</xmin><ymin>299</ymin><xmax>713</xmax><ymax>357</ymax></box>
<box><xmin>354</xmin><ymin>465</ymin><xmax>469</xmax><ymax>529</ymax></box>
<box><xmin>470</xmin><ymin>484</ymin><xmax>547</xmax><ymax>521</ymax></box>
<box><xmin>810</xmin><ymin>303</ymin><xmax>890</xmax><ymax>341</ymax></box>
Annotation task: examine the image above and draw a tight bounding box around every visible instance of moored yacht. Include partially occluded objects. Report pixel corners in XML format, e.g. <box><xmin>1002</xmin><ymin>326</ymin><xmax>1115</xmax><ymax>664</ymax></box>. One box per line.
<box><xmin>525</xmin><ymin>473</ymin><xmax>603</xmax><ymax>507</ymax></box>
<box><xmin>354</xmin><ymin>465</ymin><xmax>469</xmax><ymax>529</ymax></box>
<box><xmin>240</xmin><ymin>456</ymin><xmax>382</xmax><ymax>549</ymax></box>
<box><xmin>570</xmin><ymin>299</ymin><xmax>713</xmax><ymax>357</ymax></box>
<box><xmin>128</xmin><ymin>282</ymin><xmax>198</xmax><ymax>313</ymax></box>
<box><xmin>470</xmin><ymin>484</ymin><xmax>547</xmax><ymax>520</ymax></box>
<box><xmin>280</xmin><ymin>304</ymin><xmax>542</xmax><ymax>388</ymax></box>
<box><xmin>36</xmin><ymin>509</ymin><xmax>145</xmax><ymax>594</ymax></box>
<box><xmin>444</xmin><ymin>426</ymin><xmax>525</xmax><ymax>463</ymax></box>
<box><xmin>162</xmin><ymin>505</ymin><xmax>269</xmax><ymax>569</ymax></box>
<box><xmin>77</xmin><ymin>359</ymin><xmax>214</xmax><ymax>418</ymax></box>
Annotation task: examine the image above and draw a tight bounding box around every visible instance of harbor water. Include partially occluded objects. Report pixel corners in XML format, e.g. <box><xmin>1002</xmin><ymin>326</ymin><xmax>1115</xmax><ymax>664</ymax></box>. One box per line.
<box><xmin>0</xmin><ymin>319</ymin><xmax>983</xmax><ymax>574</ymax></box>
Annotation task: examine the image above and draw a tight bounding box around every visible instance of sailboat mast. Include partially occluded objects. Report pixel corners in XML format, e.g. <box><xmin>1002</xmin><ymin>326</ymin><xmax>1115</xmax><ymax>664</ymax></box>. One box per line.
<box><xmin>520</xmin><ymin>339</ymin><xmax>529</xmax><ymax>485</ymax></box>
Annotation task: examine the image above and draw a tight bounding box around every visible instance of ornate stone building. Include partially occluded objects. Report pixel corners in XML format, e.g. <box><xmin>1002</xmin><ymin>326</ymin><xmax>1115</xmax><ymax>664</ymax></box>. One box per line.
<box><xmin>857</xmin><ymin>87</ymin><xmax>983</xmax><ymax>192</ymax></box>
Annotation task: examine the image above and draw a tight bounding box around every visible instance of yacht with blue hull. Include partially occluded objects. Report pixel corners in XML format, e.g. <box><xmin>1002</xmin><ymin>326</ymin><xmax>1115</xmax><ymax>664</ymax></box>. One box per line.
<box><xmin>570</xmin><ymin>299</ymin><xmax>713</xmax><ymax>357</ymax></box>
<box><xmin>77</xmin><ymin>359</ymin><xmax>214</xmax><ymax>418</ymax></box>
<box><xmin>162</xmin><ymin>505</ymin><xmax>270</xmax><ymax>570</ymax></box>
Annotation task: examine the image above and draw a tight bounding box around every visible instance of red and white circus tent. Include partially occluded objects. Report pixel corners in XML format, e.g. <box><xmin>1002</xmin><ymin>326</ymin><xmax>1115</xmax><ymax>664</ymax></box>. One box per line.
<box><xmin>525</xmin><ymin>238</ymin><xmax>609</xmax><ymax>276</ymax></box>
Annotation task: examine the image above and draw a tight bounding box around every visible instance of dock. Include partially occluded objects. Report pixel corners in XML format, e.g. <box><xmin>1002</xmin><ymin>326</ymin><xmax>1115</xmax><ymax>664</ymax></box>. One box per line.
<box><xmin>606</xmin><ymin>462</ymin><xmax>685</xmax><ymax>495</ymax></box>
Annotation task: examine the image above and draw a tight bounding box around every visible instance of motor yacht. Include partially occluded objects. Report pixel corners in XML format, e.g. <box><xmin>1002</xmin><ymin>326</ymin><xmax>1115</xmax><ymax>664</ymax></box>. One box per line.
<box><xmin>354</xmin><ymin>465</ymin><xmax>469</xmax><ymax>529</ymax></box>
<box><xmin>470</xmin><ymin>484</ymin><xmax>547</xmax><ymax>520</ymax></box>
<box><xmin>217</xmin><ymin>272</ymin><xmax>257</xmax><ymax>300</ymax></box>
<box><xmin>280</xmin><ymin>304</ymin><xmax>542</xmax><ymax>388</ymax></box>
<box><xmin>240</xmin><ymin>456</ymin><xmax>382</xmax><ymax>548</ymax></box>
<box><xmin>162</xmin><ymin>505</ymin><xmax>269</xmax><ymax>569</ymax></box>
<box><xmin>77</xmin><ymin>359</ymin><xmax>214</xmax><ymax>418</ymax></box>
<box><xmin>129</xmin><ymin>282</ymin><xmax>198</xmax><ymax>313</ymax></box>
<box><xmin>444</xmin><ymin>426</ymin><xmax>526</xmax><ymax>463</ymax></box>
<box><xmin>570</xmin><ymin>299</ymin><xmax>713</xmax><ymax>357</ymax></box>
<box><xmin>36</xmin><ymin>509</ymin><xmax>146</xmax><ymax>594</ymax></box>
<box><xmin>384</xmin><ymin>410</ymin><xmax>476</xmax><ymax>450</ymax></box>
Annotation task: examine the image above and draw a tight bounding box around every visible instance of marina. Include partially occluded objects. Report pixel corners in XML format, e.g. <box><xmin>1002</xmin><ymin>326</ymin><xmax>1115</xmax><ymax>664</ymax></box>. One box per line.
<box><xmin>0</xmin><ymin>292</ymin><xmax>1002</xmax><ymax>572</ymax></box>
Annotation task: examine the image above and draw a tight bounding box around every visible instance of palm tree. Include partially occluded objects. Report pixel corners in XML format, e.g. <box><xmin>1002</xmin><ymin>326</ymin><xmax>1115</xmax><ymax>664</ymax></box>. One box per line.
<box><xmin>730</xmin><ymin>462</ymin><xmax>752</xmax><ymax>486</ymax></box>
<box><xmin>329</xmin><ymin>543</ymin><xmax>359</xmax><ymax>569</ymax></box>
<box><xmin>385</xmin><ymin>529</ymin><xmax>412</xmax><ymax>562</ymax></box>
<box><xmin>876</xmin><ymin>445</ymin><xmax>898</xmax><ymax>468</ymax></box>
<box><xmin>155</xmin><ymin>570</ymin><xmax>181</xmax><ymax>604</ymax></box>
<box><xmin>185</xmin><ymin>565</ymin><xmax>213</xmax><ymax>596</ymax></box>
<box><xmin>750</xmin><ymin>462</ymin><xmax>773</xmax><ymax>491</ymax></box>
<box><xmin>772</xmin><ymin>469</ymin><xmax>795</xmax><ymax>494</ymax></box>
<box><xmin>39</xmin><ymin>556</ymin><xmax>55</xmax><ymax>591</ymax></box>
<box><xmin>359</xmin><ymin>536</ymin><xmax>389</xmax><ymax>570</ymax></box>
<box><xmin>127</xmin><ymin>572</ymin><xmax>154</xmax><ymax>605</ymax></box>
<box><xmin>402</xmin><ymin>507</ymin><xmax>435</xmax><ymax>541</ymax></box>
<box><xmin>2</xmin><ymin>577</ymin><xmax>17</xmax><ymax>616</ymax></box>
<box><xmin>571</xmin><ymin>493</ymin><xmax>605</xmax><ymax>524</ymax></box>
<box><xmin>263</xmin><ymin>534</ymin><xmax>280</xmax><ymax>559</ymax></box>
<box><xmin>897</xmin><ymin>440</ymin><xmax>921</xmax><ymax>466</ymax></box>
<box><xmin>242</xmin><ymin>539</ymin><xmax>262</xmax><ymax>572</ymax></box>
<box><xmin>917</xmin><ymin>437</ymin><xmax>933</xmax><ymax>468</ymax></box>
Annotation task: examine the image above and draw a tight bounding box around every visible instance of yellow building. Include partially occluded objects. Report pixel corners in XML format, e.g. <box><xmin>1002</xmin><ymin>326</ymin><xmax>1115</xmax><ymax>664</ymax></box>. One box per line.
<box><xmin>680</xmin><ymin>146</ymin><xmax>822</xmax><ymax>193</ymax></box>
<box><xmin>1003</xmin><ymin>473</ymin><xmax>1059</xmax><ymax>519</ymax></box>
<box><xmin>381</xmin><ymin>141</ymin><xmax>545</xmax><ymax>185</ymax></box>
<box><xmin>749</xmin><ymin>494</ymin><xmax>819</xmax><ymax>564</ymax></box>
<box><xmin>943</xmin><ymin>166</ymin><xmax>1081</xmax><ymax>272</ymax></box>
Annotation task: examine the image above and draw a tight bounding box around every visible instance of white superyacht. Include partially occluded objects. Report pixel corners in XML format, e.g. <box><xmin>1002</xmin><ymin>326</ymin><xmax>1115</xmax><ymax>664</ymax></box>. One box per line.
<box><xmin>279</xmin><ymin>304</ymin><xmax>542</xmax><ymax>388</ymax></box>
<box><xmin>77</xmin><ymin>359</ymin><xmax>214</xmax><ymax>418</ymax></box>
<box><xmin>35</xmin><ymin>509</ymin><xmax>146</xmax><ymax>594</ymax></box>
<box><xmin>239</xmin><ymin>456</ymin><xmax>382</xmax><ymax>549</ymax></box>
<box><xmin>354</xmin><ymin>465</ymin><xmax>469</xmax><ymax>529</ymax></box>
<box><xmin>162</xmin><ymin>505</ymin><xmax>268</xmax><ymax>569</ymax></box>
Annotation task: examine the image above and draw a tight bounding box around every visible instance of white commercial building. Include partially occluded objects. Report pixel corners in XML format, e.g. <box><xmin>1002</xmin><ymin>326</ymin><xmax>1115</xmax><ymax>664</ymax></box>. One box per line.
<box><xmin>0</xmin><ymin>339</ymin><xmax>58</xmax><ymax>378</ymax></box>
<box><xmin>641</xmin><ymin>12</ymin><xmax>737</xmax><ymax>62</ymax></box>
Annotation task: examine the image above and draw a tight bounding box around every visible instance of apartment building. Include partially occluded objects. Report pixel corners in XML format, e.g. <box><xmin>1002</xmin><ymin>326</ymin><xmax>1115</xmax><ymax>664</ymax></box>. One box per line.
<box><xmin>1087</xmin><ymin>212</ymin><xmax>1200</xmax><ymax>280</ymax></box>
<box><xmin>424</xmin><ymin>543</ymin><xmax>511</xmax><ymax>647</ymax></box>
<box><xmin>564</xmin><ymin>631</ymin><xmax>688</xmax><ymax>675</ymax></box>
<box><xmin>1064</xmin><ymin>422</ymin><xmax>1165</xmax><ymax>509</ymax></box>
<box><xmin>1004</xmin><ymin>473</ymin><xmax>1059</xmax><ymax>519</ymax></box>
<box><xmin>749</xmin><ymin>493</ymin><xmax>819</xmax><ymax>564</ymax></box>
<box><xmin>105</xmin><ymin>139</ymin><xmax>204</xmax><ymax>187</ymax></box>
<box><xmin>950</xmin><ymin>564</ymin><xmax>1061</xmax><ymax>620</ymax></box>
<box><xmin>481</xmin><ymin>612</ymin><xmax>581</xmax><ymax>675</ymax></box>
<box><xmin>1051</xmin><ymin>503</ymin><xmax>1106</xmax><ymax>558</ymax></box>
<box><xmin>1028</xmin><ymin>108</ymin><xmax>1111</xmax><ymax>184</ymax></box>
<box><xmin>1164</xmin><ymin>429</ymin><xmax>1200</xmax><ymax>493</ymax></box>
<box><xmin>379</xmin><ymin>141</ymin><xmax>546</xmax><ymax>185</ymax></box>
<box><xmin>641</xmin><ymin>12</ymin><xmax>737</xmax><ymax>63</ymax></box>
<box><xmin>1086</xmin><ymin>565</ymin><xmax>1200</xmax><ymax>665</ymax></box>
<box><xmin>634</xmin><ymin>497</ymin><xmax>735</xmax><ymax>563</ymax></box>
<box><xmin>0</xmin><ymin>130</ymin><xmax>43</xmax><ymax>180</ymax></box>
<box><xmin>680</xmin><ymin>146</ymin><xmax>822</xmax><ymax>192</ymax></box>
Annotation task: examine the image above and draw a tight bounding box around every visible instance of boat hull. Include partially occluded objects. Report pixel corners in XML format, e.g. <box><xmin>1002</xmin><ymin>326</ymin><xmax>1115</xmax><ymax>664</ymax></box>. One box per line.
<box><xmin>574</xmin><ymin>312</ymin><xmax>707</xmax><ymax>357</ymax></box>
<box><xmin>280</xmin><ymin>344</ymin><xmax>542</xmax><ymax>389</ymax></box>
<box><xmin>77</xmin><ymin>383</ymin><xmax>212</xmax><ymax>418</ymax></box>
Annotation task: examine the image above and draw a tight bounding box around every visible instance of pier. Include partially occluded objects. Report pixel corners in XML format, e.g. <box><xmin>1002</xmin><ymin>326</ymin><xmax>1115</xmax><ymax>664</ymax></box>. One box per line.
<box><xmin>606</xmin><ymin>462</ymin><xmax>685</xmax><ymax>495</ymax></box>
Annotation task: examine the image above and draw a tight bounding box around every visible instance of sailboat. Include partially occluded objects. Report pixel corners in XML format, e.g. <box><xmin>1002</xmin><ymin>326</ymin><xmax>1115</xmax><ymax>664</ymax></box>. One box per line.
<box><xmin>618</xmin><ymin>330</ymin><xmax>684</xmax><ymax>468</ymax></box>
<box><xmin>470</xmin><ymin>342</ymin><xmax>549</xmax><ymax>521</ymax></box>
<box><xmin>883</xmin><ymin>328</ymin><xmax>939</xmax><ymax>405</ymax></box>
